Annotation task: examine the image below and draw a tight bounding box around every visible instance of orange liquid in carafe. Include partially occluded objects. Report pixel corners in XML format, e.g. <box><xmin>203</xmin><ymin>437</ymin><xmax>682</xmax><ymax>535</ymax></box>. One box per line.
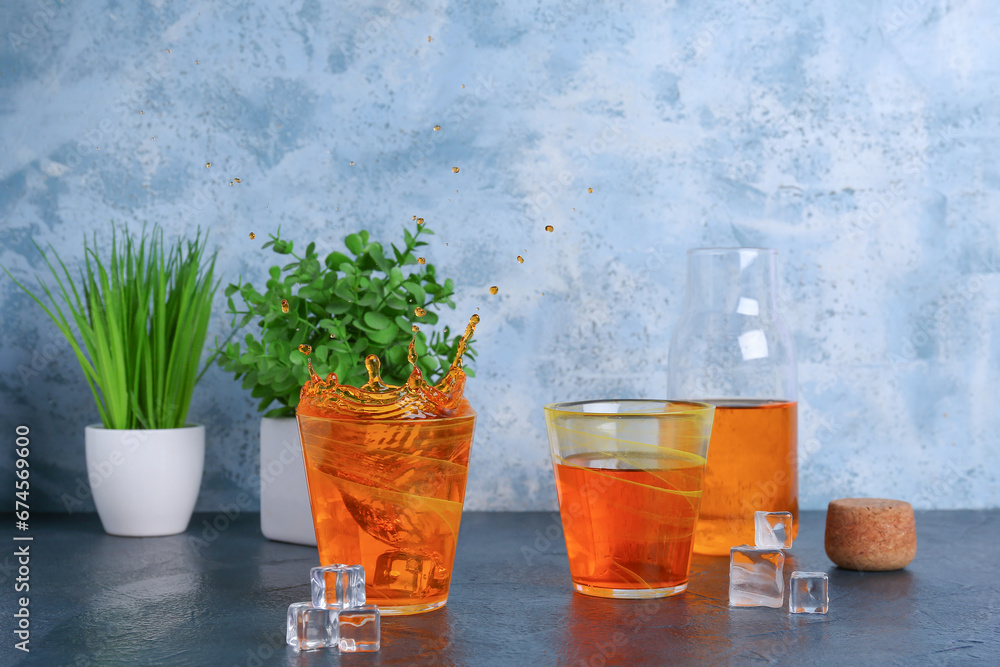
<box><xmin>553</xmin><ymin>452</ymin><xmax>705</xmax><ymax>594</ymax></box>
<box><xmin>693</xmin><ymin>400</ymin><xmax>798</xmax><ymax>556</ymax></box>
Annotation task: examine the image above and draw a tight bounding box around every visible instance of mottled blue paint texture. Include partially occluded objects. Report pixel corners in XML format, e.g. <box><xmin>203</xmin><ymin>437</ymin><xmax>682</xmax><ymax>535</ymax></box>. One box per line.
<box><xmin>1</xmin><ymin>1</ymin><xmax>997</xmax><ymax>512</ymax></box>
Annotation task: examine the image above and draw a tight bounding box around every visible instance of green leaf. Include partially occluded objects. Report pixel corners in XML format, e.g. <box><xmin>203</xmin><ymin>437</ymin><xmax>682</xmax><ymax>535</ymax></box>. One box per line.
<box><xmin>363</xmin><ymin>311</ymin><xmax>392</xmax><ymax>329</ymax></box>
<box><xmin>344</xmin><ymin>233</ymin><xmax>363</xmax><ymax>255</ymax></box>
<box><xmin>402</xmin><ymin>281</ymin><xmax>426</xmax><ymax>304</ymax></box>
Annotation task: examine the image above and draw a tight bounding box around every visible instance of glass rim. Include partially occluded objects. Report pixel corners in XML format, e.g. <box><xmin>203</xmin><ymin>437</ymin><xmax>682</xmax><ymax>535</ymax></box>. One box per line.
<box><xmin>687</xmin><ymin>247</ymin><xmax>777</xmax><ymax>255</ymax></box>
<box><xmin>542</xmin><ymin>399</ymin><xmax>714</xmax><ymax>417</ymax></box>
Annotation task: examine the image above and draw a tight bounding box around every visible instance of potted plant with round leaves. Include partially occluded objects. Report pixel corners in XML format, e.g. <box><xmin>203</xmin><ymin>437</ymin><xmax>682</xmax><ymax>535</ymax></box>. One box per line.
<box><xmin>3</xmin><ymin>224</ymin><xmax>219</xmax><ymax>536</ymax></box>
<box><xmin>218</xmin><ymin>221</ymin><xmax>475</xmax><ymax>545</ymax></box>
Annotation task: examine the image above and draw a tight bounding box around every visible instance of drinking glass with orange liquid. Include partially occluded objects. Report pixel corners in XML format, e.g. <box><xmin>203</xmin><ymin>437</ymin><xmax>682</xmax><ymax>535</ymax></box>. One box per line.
<box><xmin>543</xmin><ymin>400</ymin><xmax>715</xmax><ymax>598</ymax></box>
<box><xmin>297</xmin><ymin>317</ymin><xmax>479</xmax><ymax>615</ymax></box>
<box><xmin>668</xmin><ymin>248</ymin><xmax>798</xmax><ymax>556</ymax></box>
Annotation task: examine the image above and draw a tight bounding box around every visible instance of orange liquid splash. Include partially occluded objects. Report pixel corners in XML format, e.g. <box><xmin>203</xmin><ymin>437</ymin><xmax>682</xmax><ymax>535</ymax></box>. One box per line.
<box><xmin>298</xmin><ymin>314</ymin><xmax>479</xmax><ymax>420</ymax></box>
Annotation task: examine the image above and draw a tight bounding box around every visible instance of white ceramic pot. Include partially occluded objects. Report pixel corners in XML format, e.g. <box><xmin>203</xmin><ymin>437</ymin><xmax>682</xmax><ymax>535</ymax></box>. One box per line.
<box><xmin>84</xmin><ymin>424</ymin><xmax>204</xmax><ymax>537</ymax></box>
<box><xmin>260</xmin><ymin>416</ymin><xmax>317</xmax><ymax>546</ymax></box>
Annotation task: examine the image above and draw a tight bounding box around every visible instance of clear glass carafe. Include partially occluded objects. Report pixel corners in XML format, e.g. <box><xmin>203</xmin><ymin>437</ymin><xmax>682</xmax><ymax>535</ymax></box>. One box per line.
<box><xmin>667</xmin><ymin>248</ymin><xmax>797</xmax><ymax>556</ymax></box>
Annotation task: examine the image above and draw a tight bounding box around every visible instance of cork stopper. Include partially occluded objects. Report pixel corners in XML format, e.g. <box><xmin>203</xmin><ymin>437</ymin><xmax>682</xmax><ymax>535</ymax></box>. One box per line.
<box><xmin>825</xmin><ymin>498</ymin><xmax>917</xmax><ymax>571</ymax></box>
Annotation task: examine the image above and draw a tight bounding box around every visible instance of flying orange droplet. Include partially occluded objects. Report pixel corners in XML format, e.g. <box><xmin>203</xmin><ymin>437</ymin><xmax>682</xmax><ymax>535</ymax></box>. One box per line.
<box><xmin>452</xmin><ymin>167</ymin><xmax>460</xmax><ymax>173</ymax></box>
<box><xmin>299</xmin><ymin>344</ymin><xmax>312</xmax><ymax>355</ymax></box>
<box><xmin>234</xmin><ymin>177</ymin><xmax>241</xmax><ymax>183</ymax></box>
<box><xmin>517</xmin><ymin>255</ymin><xmax>524</xmax><ymax>263</ymax></box>
<box><xmin>415</xmin><ymin>307</ymin><xmax>427</xmax><ymax>317</ymax></box>
<box><xmin>249</xmin><ymin>232</ymin><xmax>255</xmax><ymax>240</ymax></box>
<box><xmin>205</xmin><ymin>162</ymin><xmax>211</xmax><ymax>168</ymax></box>
<box><xmin>350</xmin><ymin>161</ymin><xmax>355</xmax><ymax>165</ymax></box>
<box><xmin>489</xmin><ymin>286</ymin><xmax>499</xmax><ymax>295</ymax></box>
<box><xmin>545</xmin><ymin>225</ymin><xmax>554</xmax><ymax>232</ymax></box>
<box><xmin>428</xmin><ymin>36</ymin><xmax>433</xmax><ymax>42</ymax></box>
<box><xmin>417</xmin><ymin>257</ymin><xmax>426</xmax><ymax>264</ymax></box>
<box><xmin>588</xmin><ymin>187</ymin><xmax>593</xmax><ymax>193</ymax></box>
<box><xmin>433</xmin><ymin>125</ymin><xmax>441</xmax><ymax>131</ymax></box>
<box><xmin>281</xmin><ymin>299</ymin><xmax>290</xmax><ymax>313</ymax></box>
<box><xmin>411</xmin><ymin>324</ymin><xmax>420</xmax><ymax>332</ymax></box>
<box><xmin>416</xmin><ymin>217</ymin><xmax>424</xmax><ymax>225</ymax></box>
<box><xmin>229</xmin><ymin>181</ymin><xmax>234</xmax><ymax>186</ymax></box>
<box><xmin>412</xmin><ymin>215</ymin><xmax>417</xmax><ymax>220</ymax></box>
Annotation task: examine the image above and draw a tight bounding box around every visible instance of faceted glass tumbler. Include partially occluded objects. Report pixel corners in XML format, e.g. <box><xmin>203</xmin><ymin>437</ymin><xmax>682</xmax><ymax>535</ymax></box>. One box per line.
<box><xmin>338</xmin><ymin>605</ymin><xmax>381</xmax><ymax>653</ymax></box>
<box><xmin>311</xmin><ymin>564</ymin><xmax>366</xmax><ymax>609</ymax></box>
<box><xmin>286</xmin><ymin>602</ymin><xmax>337</xmax><ymax>651</ymax></box>
<box><xmin>543</xmin><ymin>400</ymin><xmax>715</xmax><ymax>599</ymax></box>
<box><xmin>755</xmin><ymin>511</ymin><xmax>794</xmax><ymax>549</ymax></box>
<box><xmin>790</xmin><ymin>571</ymin><xmax>829</xmax><ymax>614</ymax></box>
<box><xmin>729</xmin><ymin>546</ymin><xmax>785</xmax><ymax>608</ymax></box>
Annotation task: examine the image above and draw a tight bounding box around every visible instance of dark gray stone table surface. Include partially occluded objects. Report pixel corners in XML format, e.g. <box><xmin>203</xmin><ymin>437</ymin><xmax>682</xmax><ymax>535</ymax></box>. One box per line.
<box><xmin>3</xmin><ymin>510</ymin><xmax>998</xmax><ymax>666</ymax></box>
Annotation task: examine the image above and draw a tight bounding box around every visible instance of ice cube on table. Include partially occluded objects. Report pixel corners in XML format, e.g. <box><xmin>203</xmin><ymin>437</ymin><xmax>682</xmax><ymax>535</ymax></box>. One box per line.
<box><xmin>754</xmin><ymin>511</ymin><xmax>794</xmax><ymax>549</ymax></box>
<box><xmin>729</xmin><ymin>546</ymin><xmax>785</xmax><ymax>608</ymax></box>
<box><xmin>311</xmin><ymin>564</ymin><xmax>366</xmax><ymax>609</ymax></box>
<box><xmin>338</xmin><ymin>605</ymin><xmax>381</xmax><ymax>653</ymax></box>
<box><xmin>789</xmin><ymin>571</ymin><xmax>829</xmax><ymax>614</ymax></box>
<box><xmin>286</xmin><ymin>602</ymin><xmax>337</xmax><ymax>651</ymax></box>
<box><xmin>374</xmin><ymin>550</ymin><xmax>437</xmax><ymax>594</ymax></box>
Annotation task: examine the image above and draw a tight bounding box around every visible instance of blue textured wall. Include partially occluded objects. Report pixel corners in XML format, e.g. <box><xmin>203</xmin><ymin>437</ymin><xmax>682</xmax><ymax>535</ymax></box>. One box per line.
<box><xmin>1</xmin><ymin>0</ymin><xmax>998</xmax><ymax>513</ymax></box>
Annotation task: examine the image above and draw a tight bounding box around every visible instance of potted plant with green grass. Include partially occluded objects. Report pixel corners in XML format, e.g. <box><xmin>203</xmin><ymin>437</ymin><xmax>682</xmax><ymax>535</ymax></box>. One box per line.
<box><xmin>218</xmin><ymin>221</ymin><xmax>474</xmax><ymax>545</ymax></box>
<box><xmin>3</xmin><ymin>224</ymin><xmax>219</xmax><ymax>537</ymax></box>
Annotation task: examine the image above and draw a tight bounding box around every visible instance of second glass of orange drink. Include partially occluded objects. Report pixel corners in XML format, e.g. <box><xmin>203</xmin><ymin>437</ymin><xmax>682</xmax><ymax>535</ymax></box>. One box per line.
<box><xmin>297</xmin><ymin>317</ymin><xmax>478</xmax><ymax>615</ymax></box>
<box><xmin>544</xmin><ymin>400</ymin><xmax>715</xmax><ymax>598</ymax></box>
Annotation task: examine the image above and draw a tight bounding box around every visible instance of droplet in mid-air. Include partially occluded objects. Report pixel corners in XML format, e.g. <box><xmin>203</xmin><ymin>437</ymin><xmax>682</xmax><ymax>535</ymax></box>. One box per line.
<box><xmin>249</xmin><ymin>232</ymin><xmax>255</xmax><ymax>240</ymax></box>
<box><xmin>205</xmin><ymin>162</ymin><xmax>211</xmax><ymax>168</ymax></box>
<box><xmin>489</xmin><ymin>286</ymin><xmax>499</xmax><ymax>295</ymax></box>
<box><xmin>433</xmin><ymin>125</ymin><xmax>441</xmax><ymax>131</ymax></box>
<box><xmin>234</xmin><ymin>177</ymin><xmax>241</xmax><ymax>183</ymax></box>
<box><xmin>416</xmin><ymin>217</ymin><xmax>424</xmax><ymax>225</ymax></box>
<box><xmin>350</xmin><ymin>161</ymin><xmax>355</xmax><ymax>165</ymax></box>
<box><xmin>417</xmin><ymin>257</ymin><xmax>426</xmax><ymax>264</ymax></box>
<box><xmin>545</xmin><ymin>225</ymin><xmax>554</xmax><ymax>232</ymax></box>
<box><xmin>412</xmin><ymin>215</ymin><xmax>417</xmax><ymax>220</ymax></box>
<box><xmin>329</xmin><ymin>333</ymin><xmax>335</xmax><ymax>338</ymax></box>
<box><xmin>517</xmin><ymin>255</ymin><xmax>524</xmax><ymax>263</ymax></box>
<box><xmin>140</xmin><ymin>110</ymin><xmax>145</xmax><ymax>115</ymax></box>
<box><xmin>411</xmin><ymin>324</ymin><xmax>420</xmax><ymax>332</ymax></box>
<box><xmin>414</xmin><ymin>307</ymin><xmax>427</xmax><ymax>317</ymax></box>
<box><xmin>229</xmin><ymin>181</ymin><xmax>234</xmax><ymax>186</ymax></box>
<box><xmin>588</xmin><ymin>187</ymin><xmax>593</xmax><ymax>193</ymax></box>
<box><xmin>299</xmin><ymin>344</ymin><xmax>312</xmax><ymax>355</ymax></box>
<box><xmin>452</xmin><ymin>167</ymin><xmax>460</xmax><ymax>173</ymax></box>
<box><xmin>428</xmin><ymin>36</ymin><xmax>433</xmax><ymax>42</ymax></box>
<box><xmin>281</xmin><ymin>299</ymin><xmax>290</xmax><ymax>313</ymax></box>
